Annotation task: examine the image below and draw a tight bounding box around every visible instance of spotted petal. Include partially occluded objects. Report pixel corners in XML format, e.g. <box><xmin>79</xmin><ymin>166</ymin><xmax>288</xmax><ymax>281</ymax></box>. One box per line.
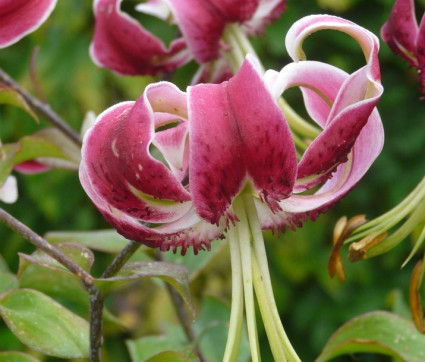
<box><xmin>280</xmin><ymin>15</ymin><xmax>382</xmax><ymax>190</ymax></box>
<box><xmin>0</xmin><ymin>0</ymin><xmax>57</xmax><ymax>48</ymax></box>
<box><xmin>80</xmin><ymin>83</ymin><xmax>192</xmax><ymax>224</ymax></box>
<box><xmin>381</xmin><ymin>0</ymin><xmax>419</xmax><ymax>66</ymax></box>
<box><xmin>80</xmin><ymin>163</ymin><xmax>224</xmax><ymax>254</ymax></box>
<box><xmin>275</xmin><ymin>62</ymin><xmax>383</xmax><ymax>217</ymax></box>
<box><xmin>188</xmin><ymin>56</ymin><xmax>297</xmax><ymax>225</ymax></box>
<box><xmin>90</xmin><ymin>0</ymin><xmax>190</xmax><ymax>75</ymax></box>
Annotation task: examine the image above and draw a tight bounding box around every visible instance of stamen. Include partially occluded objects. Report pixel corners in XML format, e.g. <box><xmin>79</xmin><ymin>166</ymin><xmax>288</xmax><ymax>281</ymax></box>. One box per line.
<box><xmin>329</xmin><ymin>215</ymin><xmax>367</xmax><ymax>281</ymax></box>
<box><xmin>409</xmin><ymin>259</ymin><xmax>425</xmax><ymax>333</ymax></box>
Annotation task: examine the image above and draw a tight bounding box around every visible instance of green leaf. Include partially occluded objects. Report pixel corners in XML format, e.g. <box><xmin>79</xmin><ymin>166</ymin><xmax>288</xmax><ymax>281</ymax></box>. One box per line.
<box><xmin>0</xmin><ymin>270</ymin><xmax>18</xmax><ymax>295</ymax></box>
<box><xmin>0</xmin><ymin>254</ymin><xmax>10</xmax><ymax>272</ymax></box>
<box><xmin>0</xmin><ymin>85</ymin><xmax>38</xmax><ymax>122</ymax></box>
<box><xmin>0</xmin><ymin>351</ymin><xmax>40</xmax><ymax>362</ymax></box>
<box><xmin>194</xmin><ymin>296</ymin><xmax>250</xmax><ymax>362</ymax></box>
<box><xmin>126</xmin><ymin>335</ymin><xmax>197</xmax><ymax>362</ymax></box>
<box><xmin>95</xmin><ymin>261</ymin><xmax>192</xmax><ymax>307</ymax></box>
<box><xmin>10</xmin><ymin>134</ymin><xmax>75</xmax><ymax>165</ymax></box>
<box><xmin>0</xmin><ymin>289</ymin><xmax>89</xmax><ymax>358</ymax></box>
<box><xmin>17</xmin><ymin>243</ymin><xmax>93</xmax><ymax>306</ymax></box>
<box><xmin>163</xmin><ymin>240</ymin><xmax>226</xmax><ymax>280</ymax></box>
<box><xmin>32</xmin><ymin>128</ymin><xmax>81</xmax><ymax>166</ymax></box>
<box><xmin>146</xmin><ymin>350</ymin><xmax>197</xmax><ymax>362</ymax></box>
<box><xmin>45</xmin><ymin>229</ymin><xmax>141</xmax><ymax>253</ymax></box>
<box><xmin>316</xmin><ymin>311</ymin><xmax>425</xmax><ymax>362</ymax></box>
<box><xmin>0</xmin><ymin>144</ymin><xmax>16</xmax><ymax>185</ymax></box>
<box><xmin>19</xmin><ymin>242</ymin><xmax>94</xmax><ymax>273</ymax></box>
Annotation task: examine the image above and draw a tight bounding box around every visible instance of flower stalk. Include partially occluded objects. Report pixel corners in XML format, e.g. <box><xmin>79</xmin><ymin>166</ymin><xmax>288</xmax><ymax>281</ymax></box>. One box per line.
<box><xmin>225</xmin><ymin>193</ymin><xmax>301</xmax><ymax>362</ymax></box>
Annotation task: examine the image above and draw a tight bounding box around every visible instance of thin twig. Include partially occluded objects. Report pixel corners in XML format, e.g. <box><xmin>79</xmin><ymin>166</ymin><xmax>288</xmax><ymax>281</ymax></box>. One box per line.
<box><xmin>88</xmin><ymin>240</ymin><xmax>142</xmax><ymax>361</ymax></box>
<box><xmin>0</xmin><ymin>207</ymin><xmax>92</xmax><ymax>290</ymax></box>
<box><xmin>155</xmin><ymin>251</ymin><xmax>206</xmax><ymax>362</ymax></box>
<box><xmin>0</xmin><ymin>68</ymin><xmax>82</xmax><ymax>147</ymax></box>
<box><xmin>101</xmin><ymin>240</ymin><xmax>141</xmax><ymax>278</ymax></box>
<box><xmin>89</xmin><ymin>286</ymin><xmax>104</xmax><ymax>362</ymax></box>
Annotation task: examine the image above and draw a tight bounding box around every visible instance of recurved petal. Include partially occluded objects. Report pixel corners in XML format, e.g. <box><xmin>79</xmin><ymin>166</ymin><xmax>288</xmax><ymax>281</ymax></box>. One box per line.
<box><xmin>90</xmin><ymin>0</ymin><xmax>190</xmax><ymax>75</ymax></box>
<box><xmin>81</xmin><ymin>93</ymin><xmax>191</xmax><ymax>223</ymax></box>
<box><xmin>270</xmin><ymin>60</ymin><xmax>382</xmax><ymax>191</ymax></box>
<box><xmin>381</xmin><ymin>0</ymin><xmax>419</xmax><ymax>66</ymax></box>
<box><xmin>188</xmin><ymin>56</ymin><xmax>297</xmax><ymax>224</ymax></box>
<box><xmin>0</xmin><ymin>0</ymin><xmax>57</xmax><ymax>48</ymax></box>
<box><xmin>297</xmin><ymin>66</ymin><xmax>382</xmax><ymax>188</ymax></box>
<box><xmin>167</xmin><ymin>0</ymin><xmax>258</xmax><ymax>62</ymax></box>
<box><xmin>281</xmin><ymin>107</ymin><xmax>383</xmax><ymax>215</ymax></box>
<box><xmin>81</xmin><ymin>164</ymin><xmax>222</xmax><ymax>254</ymax></box>
<box><xmin>242</xmin><ymin>0</ymin><xmax>287</xmax><ymax>35</ymax></box>
<box><xmin>286</xmin><ymin>14</ymin><xmax>380</xmax><ymax>81</ymax></box>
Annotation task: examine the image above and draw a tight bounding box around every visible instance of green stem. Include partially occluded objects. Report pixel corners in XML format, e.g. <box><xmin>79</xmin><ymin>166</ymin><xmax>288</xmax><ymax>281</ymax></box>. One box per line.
<box><xmin>233</xmin><ymin>197</ymin><xmax>261</xmax><ymax>362</ymax></box>
<box><xmin>251</xmin><ymin>254</ymin><xmax>287</xmax><ymax>361</ymax></box>
<box><xmin>223</xmin><ymin>227</ymin><xmax>244</xmax><ymax>362</ymax></box>
<box><xmin>244</xmin><ymin>195</ymin><xmax>301</xmax><ymax>362</ymax></box>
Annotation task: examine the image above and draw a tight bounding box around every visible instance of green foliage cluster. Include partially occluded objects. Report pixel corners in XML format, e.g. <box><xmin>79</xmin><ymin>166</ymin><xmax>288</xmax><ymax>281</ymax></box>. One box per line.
<box><xmin>1</xmin><ymin>0</ymin><xmax>425</xmax><ymax>361</ymax></box>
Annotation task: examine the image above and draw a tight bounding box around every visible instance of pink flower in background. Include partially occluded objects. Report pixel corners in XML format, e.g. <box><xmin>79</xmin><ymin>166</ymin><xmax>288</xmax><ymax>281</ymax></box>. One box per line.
<box><xmin>381</xmin><ymin>0</ymin><xmax>425</xmax><ymax>91</ymax></box>
<box><xmin>90</xmin><ymin>0</ymin><xmax>287</xmax><ymax>76</ymax></box>
<box><xmin>0</xmin><ymin>0</ymin><xmax>58</xmax><ymax>48</ymax></box>
<box><xmin>81</xmin><ymin>15</ymin><xmax>383</xmax><ymax>255</ymax></box>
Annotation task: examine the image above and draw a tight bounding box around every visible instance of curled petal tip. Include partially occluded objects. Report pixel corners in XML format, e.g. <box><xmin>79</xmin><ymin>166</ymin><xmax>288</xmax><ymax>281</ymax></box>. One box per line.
<box><xmin>91</xmin><ymin>0</ymin><xmax>190</xmax><ymax>75</ymax></box>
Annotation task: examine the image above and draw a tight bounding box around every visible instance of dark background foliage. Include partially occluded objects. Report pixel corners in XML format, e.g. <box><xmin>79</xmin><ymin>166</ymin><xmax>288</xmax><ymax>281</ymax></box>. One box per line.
<box><xmin>1</xmin><ymin>0</ymin><xmax>425</xmax><ymax>360</ymax></box>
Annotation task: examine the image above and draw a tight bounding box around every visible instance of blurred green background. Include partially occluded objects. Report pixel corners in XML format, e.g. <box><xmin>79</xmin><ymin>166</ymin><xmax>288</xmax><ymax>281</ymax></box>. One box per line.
<box><xmin>1</xmin><ymin>0</ymin><xmax>425</xmax><ymax>361</ymax></box>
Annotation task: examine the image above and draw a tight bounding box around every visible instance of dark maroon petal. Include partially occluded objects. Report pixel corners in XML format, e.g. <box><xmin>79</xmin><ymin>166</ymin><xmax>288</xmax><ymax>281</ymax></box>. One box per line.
<box><xmin>381</xmin><ymin>0</ymin><xmax>419</xmax><ymax>66</ymax></box>
<box><xmin>188</xmin><ymin>57</ymin><xmax>297</xmax><ymax>224</ymax></box>
<box><xmin>0</xmin><ymin>0</ymin><xmax>57</xmax><ymax>48</ymax></box>
<box><xmin>90</xmin><ymin>0</ymin><xmax>190</xmax><ymax>75</ymax></box>
<box><xmin>167</xmin><ymin>0</ymin><xmax>258</xmax><ymax>62</ymax></box>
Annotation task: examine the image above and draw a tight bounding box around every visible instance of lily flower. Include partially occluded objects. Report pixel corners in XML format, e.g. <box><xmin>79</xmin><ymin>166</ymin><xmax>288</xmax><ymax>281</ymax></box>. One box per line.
<box><xmin>381</xmin><ymin>0</ymin><xmax>425</xmax><ymax>92</ymax></box>
<box><xmin>0</xmin><ymin>0</ymin><xmax>58</xmax><ymax>48</ymax></box>
<box><xmin>90</xmin><ymin>0</ymin><xmax>287</xmax><ymax>77</ymax></box>
<box><xmin>81</xmin><ymin>14</ymin><xmax>383</xmax><ymax>361</ymax></box>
